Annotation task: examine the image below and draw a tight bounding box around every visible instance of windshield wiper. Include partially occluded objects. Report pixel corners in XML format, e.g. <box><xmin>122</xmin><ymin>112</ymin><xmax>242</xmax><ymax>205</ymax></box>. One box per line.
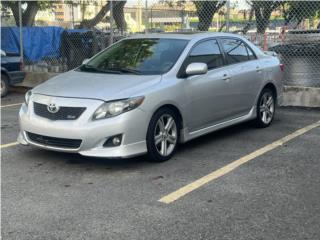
<box><xmin>106</xmin><ymin>67</ymin><xmax>142</xmax><ymax>75</ymax></box>
<box><xmin>81</xmin><ymin>64</ymin><xmax>121</xmax><ymax>74</ymax></box>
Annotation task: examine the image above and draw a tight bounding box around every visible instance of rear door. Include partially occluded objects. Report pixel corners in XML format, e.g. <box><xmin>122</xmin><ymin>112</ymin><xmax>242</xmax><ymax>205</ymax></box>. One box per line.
<box><xmin>220</xmin><ymin>38</ymin><xmax>262</xmax><ymax>117</ymax></box>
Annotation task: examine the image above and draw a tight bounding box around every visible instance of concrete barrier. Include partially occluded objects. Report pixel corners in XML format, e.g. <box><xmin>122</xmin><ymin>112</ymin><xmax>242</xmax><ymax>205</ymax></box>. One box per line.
<box><xmin>281</xmin><ymin>86</ymin><xmax>320</xmax><ymax>108</ymax></box>
<box><xmin>16</xmin><ymin>72</ymin><xmax>59</xmax><ymax>88</ymax></box>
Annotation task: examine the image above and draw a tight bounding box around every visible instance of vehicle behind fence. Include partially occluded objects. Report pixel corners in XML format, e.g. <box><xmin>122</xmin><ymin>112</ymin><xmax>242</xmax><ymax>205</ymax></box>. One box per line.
<box><xmin>1</xmin><ymin>0</ymin><xmax>320</xmax><ymax>88</ymax></box>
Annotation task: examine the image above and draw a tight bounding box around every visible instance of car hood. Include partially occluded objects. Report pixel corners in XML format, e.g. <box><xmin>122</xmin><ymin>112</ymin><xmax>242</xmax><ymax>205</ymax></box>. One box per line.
<box><xmin>33</xmin><ymin>70</ymin><xmax>162</xmax><ymax>101</ymax></box>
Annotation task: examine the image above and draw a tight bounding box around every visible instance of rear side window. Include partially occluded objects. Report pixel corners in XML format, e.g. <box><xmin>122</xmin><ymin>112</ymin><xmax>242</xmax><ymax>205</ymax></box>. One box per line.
<box><xmin>186</xmin><ymin>39</ymin><xmax>224</xmax><ymax>70</ymax></box>
<box><xmin>221</xmin><ymin>38</ymin><xmax>253</xmax><ymax>64</ymax></box>
<box><xmin>246</xmin><ymin>46</ymin><xmax>256</xmax><ymax>60</ymax></box>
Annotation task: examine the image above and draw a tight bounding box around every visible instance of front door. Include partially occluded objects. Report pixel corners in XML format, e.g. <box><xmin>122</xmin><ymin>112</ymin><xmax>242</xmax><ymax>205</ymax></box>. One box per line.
<box><xmin>183</xmin><ymin>39</ymin><xmax>233</xmax><ymax>131</ymax></box>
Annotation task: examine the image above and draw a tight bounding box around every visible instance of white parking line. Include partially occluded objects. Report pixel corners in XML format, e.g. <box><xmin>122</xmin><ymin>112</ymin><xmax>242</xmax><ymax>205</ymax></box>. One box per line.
<box><xmin>0</xmin><ymin>141</ymin><xmax>19</xmax><ymax>149</ymax></box>
<box><xmin>0</xmin><ymin>103</ymin><xmax>23</xmax><ymax>108</ymax></box>
<box><xmin>159</xmin><ymin>120</ymin><xmax>320</xmax><ymax>204</ymax></box>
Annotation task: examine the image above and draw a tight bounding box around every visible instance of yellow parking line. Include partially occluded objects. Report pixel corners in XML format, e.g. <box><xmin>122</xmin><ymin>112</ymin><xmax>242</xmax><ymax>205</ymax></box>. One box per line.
<box><xmin>0</xmin><ymin>103</ymin><xmax>23</xmax><ymax>108</ymax></box>
<box><xmin>0</xmin><ymin>142</ymin><xmax>19</xmax><ymax>149</ymax></box>
<box><xmin>159</xmin><ymin>120</ymin><xmax>320</xmax><ymax>204</ymax></box>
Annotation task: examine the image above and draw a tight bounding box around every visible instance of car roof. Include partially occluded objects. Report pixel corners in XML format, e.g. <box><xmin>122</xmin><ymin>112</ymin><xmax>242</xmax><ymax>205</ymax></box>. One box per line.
<box><xmin>127</xmin><ymin>32</ymin><xmax>244</xmax><ymax>41</ymax></box>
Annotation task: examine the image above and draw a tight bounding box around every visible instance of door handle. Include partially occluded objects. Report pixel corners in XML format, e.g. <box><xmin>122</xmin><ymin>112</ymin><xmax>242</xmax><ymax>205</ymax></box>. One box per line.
<box><xmin>222</xmin><ymin>74</ymin><xmax>230</xmax><ymax>82</ymax></box>
<box><xmin>222</xmin><ymin>74</ymin><xmax>230</xmax><ymax>80</ymax></box>
<box><xmin>256</xmin><ymin>66</ymin><xmax>262</xmax><ymax>73</ymax></box>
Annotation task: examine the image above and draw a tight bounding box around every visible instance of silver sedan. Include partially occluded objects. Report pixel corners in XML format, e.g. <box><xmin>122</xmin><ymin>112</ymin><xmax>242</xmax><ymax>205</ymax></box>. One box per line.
<box><xmin>18</xmin><ymin>33</ymin><xmax>283</xmax><ymax>162</ymax></box>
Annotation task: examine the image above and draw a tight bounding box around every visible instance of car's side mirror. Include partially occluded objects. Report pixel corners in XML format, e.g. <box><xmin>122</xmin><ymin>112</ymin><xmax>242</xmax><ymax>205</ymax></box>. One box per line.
<box><xmin>185</xmin><ymin>63</ymin><xmax>208</xmax><ymax>76</ymax></box>
<box><xmin>82</xmin><ymin>58</ymin><xmax>90</xmax><ymax>65</ymax></box>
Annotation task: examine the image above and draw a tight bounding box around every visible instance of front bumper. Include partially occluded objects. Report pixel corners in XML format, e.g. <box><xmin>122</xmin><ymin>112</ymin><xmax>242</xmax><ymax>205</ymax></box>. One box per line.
<box><xmin>18</xmin><ymin>94</ymin><xmax>150</xmax><ymax>158</ymax></box>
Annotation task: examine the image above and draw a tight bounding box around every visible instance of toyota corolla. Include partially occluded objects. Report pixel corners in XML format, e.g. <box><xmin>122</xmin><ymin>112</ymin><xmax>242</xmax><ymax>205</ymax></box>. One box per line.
<box><xmin>18</xmin><ymin>33</ymin><xmax>283</xmax><ymax>162</ymax></box>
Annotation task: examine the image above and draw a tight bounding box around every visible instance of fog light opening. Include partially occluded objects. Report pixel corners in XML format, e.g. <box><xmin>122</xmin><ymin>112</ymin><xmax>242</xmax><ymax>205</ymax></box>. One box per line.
<box><xmin>112</xmin><ymin>137</ymin><xmax>121</xmax><ymax>146</ymax></box>
<box><xmin>103</xmin><ymin>135</ymin><xmax>123</xmax><ymax>147</ymax></box>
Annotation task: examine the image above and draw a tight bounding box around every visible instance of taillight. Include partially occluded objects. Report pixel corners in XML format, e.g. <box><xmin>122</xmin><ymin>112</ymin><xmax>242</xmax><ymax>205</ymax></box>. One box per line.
<box><xmin>279</xmin><ymin>63</ymin><xmax>285</xmax><ymax>72</ymax></box>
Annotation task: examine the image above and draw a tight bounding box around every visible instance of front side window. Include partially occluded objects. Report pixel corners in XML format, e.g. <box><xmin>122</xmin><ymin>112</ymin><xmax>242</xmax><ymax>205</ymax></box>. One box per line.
<box><xmin>80</xmin><ymin>38</ymin><xmax>188</xmax><ymax>75</ymax></box>
<box><xmin>221</xmin><ymin>38</ymin><xmax>250</xmax><ymax>64</ymax></box>
<box><xmin>185</xmin><ymin>39</ymin><xmax>224</xmax><ymax>70</ymax></box>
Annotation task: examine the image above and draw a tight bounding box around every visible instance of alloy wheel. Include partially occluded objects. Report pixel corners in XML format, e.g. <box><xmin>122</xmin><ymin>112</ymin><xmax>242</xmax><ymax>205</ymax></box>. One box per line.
<box><xmin>154</xmin><ymin>114</ymin><xmax>178</xmax><ymax>157</ymax></box>
<box><xmin>259</xmin><ymin>92</ymin><xmax>275</xmax><ymax>124</ymax></box>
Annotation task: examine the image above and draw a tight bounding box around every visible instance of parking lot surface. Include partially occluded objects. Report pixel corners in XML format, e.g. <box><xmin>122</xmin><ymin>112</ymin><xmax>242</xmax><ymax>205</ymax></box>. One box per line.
<box><xmin>1</xmin><ymin>92</ymin><xmax>320</xmax><ymax>240</ymax></box>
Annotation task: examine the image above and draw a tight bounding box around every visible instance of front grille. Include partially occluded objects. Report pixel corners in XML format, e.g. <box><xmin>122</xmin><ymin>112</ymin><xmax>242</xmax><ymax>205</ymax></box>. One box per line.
<box><xmin>27</xmin><ymin>132</ymin><xmax>82</xmax><ymax>149</ymax></box>
<box><xmin>33</xmin><ymin>102</ymin><xmax>86</xmax><ymax>120</ymax></box>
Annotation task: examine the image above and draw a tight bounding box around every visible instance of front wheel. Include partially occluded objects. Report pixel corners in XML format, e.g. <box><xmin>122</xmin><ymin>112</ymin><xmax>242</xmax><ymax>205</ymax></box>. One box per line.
<box><xmin>146</xmin><ymin>108</ymin><xmax>179</xmax><ymax>162</ymax></box>
<box><xmin>255</xmin><ymin>88</ymin><xmax>276</xmax><ymax>128</ymax></box>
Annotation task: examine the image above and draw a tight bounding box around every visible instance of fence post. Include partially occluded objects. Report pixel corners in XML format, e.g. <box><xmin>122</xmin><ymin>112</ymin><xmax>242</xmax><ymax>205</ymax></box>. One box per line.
<box><xmin>109</xmin><ymin>0</ymin><xmax>114</xmax><ymax>45</ymax></box>
<box><xmin>18</xmin><ymin>0</ymin><xmax>24</xmax><ymax>64</ymax></box>
<box><xmin>150</xmin><ymin>7</ymin><xmax>153</xmax><ymax>29</ymax></box>
<box><xmin>145</xmin><ymin>0</ymin><xmax>148</xmax><ymax>33</ymax></box>
<box><xmin>226</xmin><ymin>0</ymin><xmax>230</xmax><ymax>32</ymax></box>
<box><xmin>180</xmin><ymin>7</ymin><xmax>184</xmax><ymax>30</ymax></box>
<box><xmin>263</xmin><ymin>32</ymin><xmax>268</xmax><ymax>51</ymax></box>
<box><xmin>71</xmin><ymin>2</ymin><xmax>75</xmax><ymax>29</ymax></box>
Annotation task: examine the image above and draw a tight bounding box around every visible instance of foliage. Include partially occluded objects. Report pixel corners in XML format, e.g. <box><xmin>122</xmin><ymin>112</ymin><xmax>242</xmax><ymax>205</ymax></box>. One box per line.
<box><xmin>160</xmin><ymin>0</ymin><xmax>226</xmax><ymax>31</ymax></box>
<box><xmin>249</xmin><ymin>1</ymin><xmax>282</xmax><ymax>34</ymax></box>
<box><xmin>1</xmin><ymin>0</ymin><xmax>127</xmax><ymax>30</ymax></box>
<box><xmin>193</xmin><ymin>0</ymin><xmax>226</xmax><ymax>31</ymax></box>
<box><xmin>248</xmin><ymin>0</ymin><xmax>320</xmax><ymax>33</ymax></box>
<box><xmin>77</xmin><ymin>0</ymin><xmax>127</xmax><ymax>31</ymax></box>
<box><xmin>1</xmin><ymin>1</ymin><xmax>54</xmax><ymax>26</ymax></box>
<box><xmin>281</xmin><ymin>1</ymin><xmax>320</xmax><ymax>27</ymax></box>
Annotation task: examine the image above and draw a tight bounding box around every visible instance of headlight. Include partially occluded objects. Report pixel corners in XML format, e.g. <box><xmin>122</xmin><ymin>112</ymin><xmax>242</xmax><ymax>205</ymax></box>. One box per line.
<box><xmin>25</xmin><ymin>90</ymin><xmax>32</xmax><ymax>105</ymax></box>
<box><xmin>92</xmin><ymin>96</ymin><xmax>144</xmax><ymax>120</ymax></box>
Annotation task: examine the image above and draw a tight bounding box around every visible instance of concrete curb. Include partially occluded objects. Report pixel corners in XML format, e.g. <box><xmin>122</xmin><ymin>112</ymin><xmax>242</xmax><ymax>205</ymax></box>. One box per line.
<box><xmin>15</xmin><ymin>72</ymin><xmax>320</xmax><ymax>108</ymax></box>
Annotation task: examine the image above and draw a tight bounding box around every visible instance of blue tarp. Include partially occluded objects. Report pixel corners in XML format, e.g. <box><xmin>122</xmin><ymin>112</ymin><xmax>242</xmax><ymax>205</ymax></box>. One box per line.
<box><xmin>1</xmin><ymin>26</ymin><xmax>64</xmax><ymax>61</ymax></box>
<box><xmin>1</xmin><ymin>27</ymin><xmax>89</xmax><ymax>62</ymax></box>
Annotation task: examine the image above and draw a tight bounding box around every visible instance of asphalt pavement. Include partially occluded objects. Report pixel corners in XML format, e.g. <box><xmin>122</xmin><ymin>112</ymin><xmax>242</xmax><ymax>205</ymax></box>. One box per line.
<box><xmin>1</xmin><ymin>92</ymin><xmax>320</xmax><ymax>240</ymax></box>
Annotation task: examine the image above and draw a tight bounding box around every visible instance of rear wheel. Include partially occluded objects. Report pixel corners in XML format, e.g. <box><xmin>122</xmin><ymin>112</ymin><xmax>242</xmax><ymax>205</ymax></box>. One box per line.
<box><xmin>146</xmin><ymin>108</ymin><xmax>179</xmax><ymax>162</ymax></box>
<box><xmin>255</xmin><ymin>88</ymin><xmax>275</xmax><ymax>128</ymax></box>
<box><xmin>1</xmin><ymin>74</ymin><xmax>9</xmax><ymax>98</ymax></box>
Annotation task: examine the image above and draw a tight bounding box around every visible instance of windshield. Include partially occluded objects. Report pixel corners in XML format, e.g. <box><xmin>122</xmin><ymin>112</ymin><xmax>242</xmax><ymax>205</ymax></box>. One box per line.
<box><xmin>79</xmin><ymin>38</ymin><xmax>188</xmax><ymax>75</ymax></box>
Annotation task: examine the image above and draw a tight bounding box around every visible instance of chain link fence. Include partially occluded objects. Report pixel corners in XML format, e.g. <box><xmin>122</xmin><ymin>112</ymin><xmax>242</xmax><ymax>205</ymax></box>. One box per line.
<box><xmin>1</xmin><ymin>0</ymin><xmax>320</xmax><ymax>87</ymax></box>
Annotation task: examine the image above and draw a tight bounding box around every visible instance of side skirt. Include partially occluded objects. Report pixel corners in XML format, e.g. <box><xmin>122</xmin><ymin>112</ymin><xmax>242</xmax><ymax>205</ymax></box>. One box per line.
<box><xmin>180</xmin><ymin>106</ymin><xmax>257</xmax><ymax>143</ymax></box>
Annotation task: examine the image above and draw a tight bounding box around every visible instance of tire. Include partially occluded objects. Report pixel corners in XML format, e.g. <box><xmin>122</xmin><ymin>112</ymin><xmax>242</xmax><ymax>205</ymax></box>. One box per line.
<box><xmin>1</xmin><ymin>74</ymin><xmax>9</xmax><ymax>98</ymax></box>
<box><xmin>255</xmin><ymin>88</ymin><xmax>276</xmax><ymax>128</ymax></box>
<box><xmin>146</xmin><ymin>108</ymin><xmax>180</xmax><ymax>162</ymax></box>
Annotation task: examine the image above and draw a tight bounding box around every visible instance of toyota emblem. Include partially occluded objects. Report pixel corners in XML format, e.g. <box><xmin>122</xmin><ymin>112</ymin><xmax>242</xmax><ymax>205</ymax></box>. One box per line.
<box><xmin>47</xmin><ymin>103</ymin><xmax>59</xmax><ymax>113</ymax></box>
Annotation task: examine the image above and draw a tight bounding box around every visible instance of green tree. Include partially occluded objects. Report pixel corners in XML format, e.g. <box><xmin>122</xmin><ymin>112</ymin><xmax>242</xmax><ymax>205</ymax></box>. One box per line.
<box><xmin>193</xmin><ymin>0</ymin><xmax>226</xmax><ymax>31</ymax></box>
<box><xmin>281</xmin><ymin>1</ymin><xmax>320</xmax><ymax>28</ymax></box>
<box><xmin>78</xmin><ymin>0</ymin><xmax>127</xmax><ymax>31</ymax></box>
<box><xmin>112</xmin><ymin>0</ymin><xmax>126</xmax><ymax>32</ymax></box>
<box><xmin>1</xmin><ymin>1</ymin><xmax>53</xmax><ymax>26</ymax></box>
<box><xmin>249</xmin><ymin>1</ymin><xmax>282</xmax><ymax>34</ymax></box>
<box><xmin>161</xmin><ymin>0</ymin><xmax>226</xmax><ymax>31</ymax></box>
<box><xmin>1</xmin><ymin>0</ymin><xmax>127</xmax><ymax>31</ymax></box>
